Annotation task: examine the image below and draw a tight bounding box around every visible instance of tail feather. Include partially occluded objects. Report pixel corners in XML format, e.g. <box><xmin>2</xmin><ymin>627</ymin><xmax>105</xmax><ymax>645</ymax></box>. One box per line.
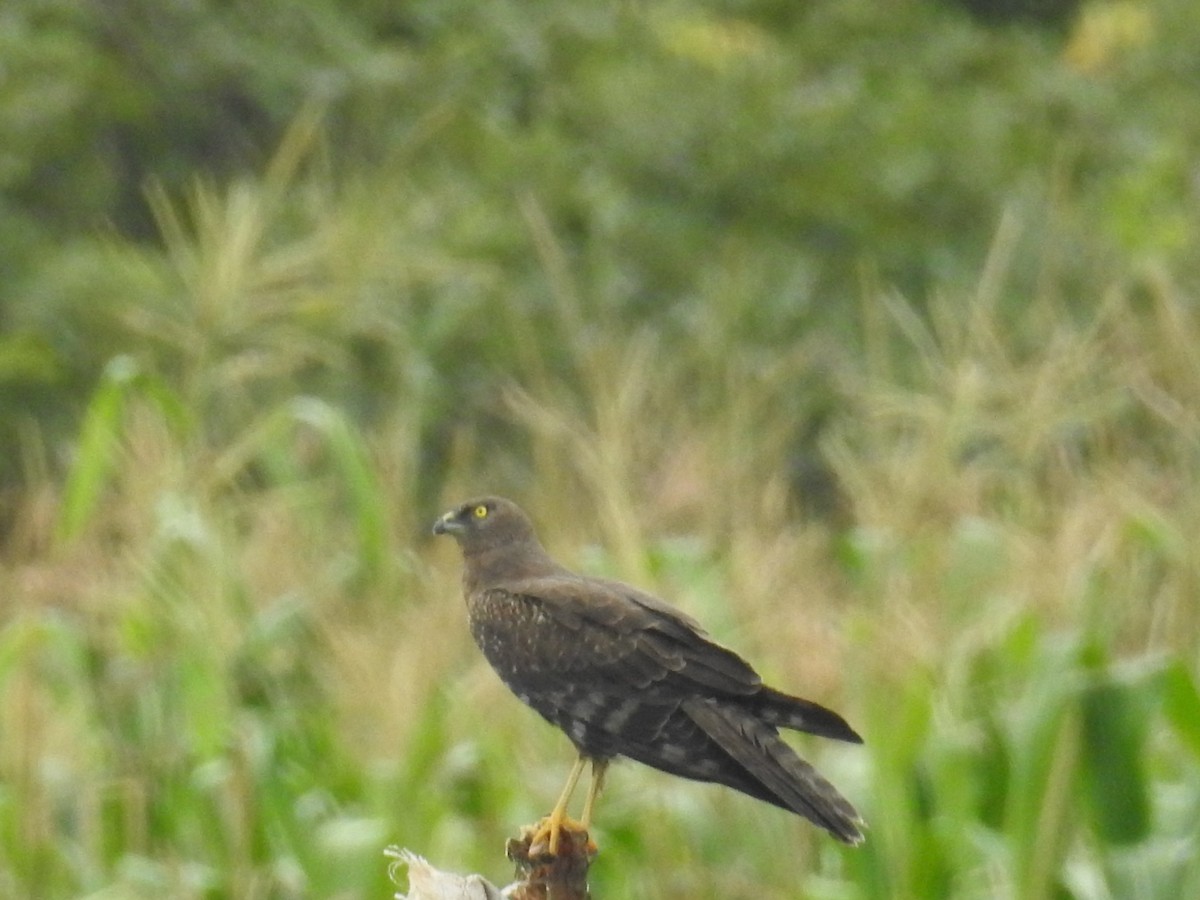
<box><xmin>755</xmin><ymin>686</ymin><xmax>863</xmax><ymax>744</ymax></box>
<box><xmin>684</xmin><ymin>697</ymin><xmax>864</xmax><ymax>844</ymax></box>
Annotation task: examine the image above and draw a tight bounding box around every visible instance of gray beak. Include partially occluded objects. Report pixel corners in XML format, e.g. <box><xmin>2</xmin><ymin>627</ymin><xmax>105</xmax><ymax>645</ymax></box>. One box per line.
<box><xmin>432</xmin><ymin>511</ymin><xmax>463</xmax><ymax>536</ymax></box>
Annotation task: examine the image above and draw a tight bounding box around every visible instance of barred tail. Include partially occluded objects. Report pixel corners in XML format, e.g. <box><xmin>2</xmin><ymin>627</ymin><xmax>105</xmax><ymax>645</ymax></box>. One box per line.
<box><xmin>684</xmin><ymin>697</ymin><xmax>865</xmax><ymax>844</ymax></box>
<box><xmin>755</xmin><ymin>686</ymin><xmax>863</xmax><ymax>743</ymax></box>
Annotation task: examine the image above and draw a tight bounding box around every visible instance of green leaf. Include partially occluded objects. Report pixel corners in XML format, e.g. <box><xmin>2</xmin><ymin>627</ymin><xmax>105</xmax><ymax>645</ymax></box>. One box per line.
<box><xmin>57</xmin><ymin>355</ymin><xmax>191</xmax><ymax>540</ymax></box>
<box><xmin>1160</xmin><ymin>661</ymin><xmax>1200</xmax><ymax>762</ymax></box>
<box><xmin>57</xmin><ymin>355</ymin><xmax>139</xmax><ymax>540</ymax></box>
<box><xmin>1077</xmin><ymin>672</ymin><xmax>1152</xmax><ymax>845</ymax></box>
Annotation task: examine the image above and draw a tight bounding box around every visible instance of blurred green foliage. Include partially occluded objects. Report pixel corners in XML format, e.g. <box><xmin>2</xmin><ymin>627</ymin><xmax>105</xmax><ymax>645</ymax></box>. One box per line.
<box><xmin>3</xmin><ymin>0</ymin><xmax>1199</xmax><ymax>492</ymax></box>
<box><xmin>2</xmin><ymin>0</ymin><xmax>1199</xmax><ymax>898</ymax></box>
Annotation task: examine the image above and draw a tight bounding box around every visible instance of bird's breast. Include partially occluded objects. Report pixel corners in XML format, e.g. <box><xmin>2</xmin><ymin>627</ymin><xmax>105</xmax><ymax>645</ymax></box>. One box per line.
<box><xmin>466</xmin><ymin>590</ymin><xmax>560</xmax><ymax>683</ymax></box>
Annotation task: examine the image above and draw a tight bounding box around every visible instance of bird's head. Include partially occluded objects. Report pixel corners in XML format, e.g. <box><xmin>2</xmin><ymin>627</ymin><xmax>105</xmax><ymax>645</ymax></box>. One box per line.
<box><xmin>432</xmin><ymin>496</ymin><xmax>538</xmax><ymax>554</ymax></box>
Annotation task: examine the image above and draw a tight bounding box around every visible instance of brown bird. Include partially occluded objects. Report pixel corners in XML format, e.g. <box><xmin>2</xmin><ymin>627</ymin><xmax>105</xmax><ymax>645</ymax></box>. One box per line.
<box><xmin>432</xmin><ymin>496</ymin><xmax>864</xmax><ymax>854</ymax></box>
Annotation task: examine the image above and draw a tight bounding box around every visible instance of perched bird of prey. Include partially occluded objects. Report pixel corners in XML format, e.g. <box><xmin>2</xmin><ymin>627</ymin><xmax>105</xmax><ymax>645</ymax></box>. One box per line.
<box><xmin>432</xmin><ymin>496</ymin><xmax>864</xmax><ymax>853</ymax></box>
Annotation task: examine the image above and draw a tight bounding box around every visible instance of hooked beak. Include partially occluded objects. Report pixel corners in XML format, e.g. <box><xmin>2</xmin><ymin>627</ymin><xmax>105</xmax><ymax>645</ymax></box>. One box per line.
<box><xmin>432</xmin><ymin>510</ymin><xmax>463</xmax><ymax>536</ymax></box>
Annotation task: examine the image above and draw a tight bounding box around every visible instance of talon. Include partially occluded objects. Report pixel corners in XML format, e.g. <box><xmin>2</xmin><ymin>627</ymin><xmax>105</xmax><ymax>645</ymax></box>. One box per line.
<box><xmin>527</xmin><ymin>815</ymin><xmax>591</xmax><ymax>857</ymax></box>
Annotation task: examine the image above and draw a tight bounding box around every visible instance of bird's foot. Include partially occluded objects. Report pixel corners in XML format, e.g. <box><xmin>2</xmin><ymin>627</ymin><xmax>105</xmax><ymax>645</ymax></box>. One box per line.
<box><xmin>524</xmin><ymin>814</ymin><xmax>597</xmax><ymax>859</ymax></box>
<box><xmin>507</xmin><ymin>818</ymin><xmax>596</xmax><ymax>894</ymax></box>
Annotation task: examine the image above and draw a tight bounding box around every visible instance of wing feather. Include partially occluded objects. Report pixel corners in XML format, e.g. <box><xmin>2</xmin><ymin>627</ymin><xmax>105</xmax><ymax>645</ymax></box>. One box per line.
<box><xmin>499</xmin><ymin>575</ymin><xmax>762</xmax><ymax>697</ymax></box>
<box><xmin>683</xmin><ymin>698</ymin><xmax>864</xmax><ymax>844</ymax></box>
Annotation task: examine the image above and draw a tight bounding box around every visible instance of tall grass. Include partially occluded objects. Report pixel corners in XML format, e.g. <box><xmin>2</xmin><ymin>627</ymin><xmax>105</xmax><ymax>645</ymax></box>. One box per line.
<box><xmin>2</xmin><ymin>144</ymin><xmax>1199</xmax><ymax>900</ymax></box>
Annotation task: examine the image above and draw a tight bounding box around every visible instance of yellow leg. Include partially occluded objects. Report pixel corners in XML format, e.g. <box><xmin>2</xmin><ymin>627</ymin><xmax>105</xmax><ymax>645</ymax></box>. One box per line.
<box><xmin>532</xmin><ymin>754</ymin><xmax>587</xmax><ymax>855</ymax></box>
<box><xmin>580</xmin><ymin>759</ymin><xmax>609</xmax><ymax>830</ymax></box>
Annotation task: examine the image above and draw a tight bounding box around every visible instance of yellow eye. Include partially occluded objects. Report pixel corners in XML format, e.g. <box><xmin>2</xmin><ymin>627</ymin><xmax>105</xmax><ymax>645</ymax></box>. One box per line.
<box><xmin>472</xmin><ymin>505</ymin><xmax>489</xmax><ymax>519</ymax></box>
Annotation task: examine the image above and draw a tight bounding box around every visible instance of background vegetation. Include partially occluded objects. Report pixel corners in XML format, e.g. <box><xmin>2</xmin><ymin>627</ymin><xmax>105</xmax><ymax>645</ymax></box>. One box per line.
<box><xmin>2</xmin><ymin>0</ymin><xmax>1198</xmax><ymax>897</ymax></box>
